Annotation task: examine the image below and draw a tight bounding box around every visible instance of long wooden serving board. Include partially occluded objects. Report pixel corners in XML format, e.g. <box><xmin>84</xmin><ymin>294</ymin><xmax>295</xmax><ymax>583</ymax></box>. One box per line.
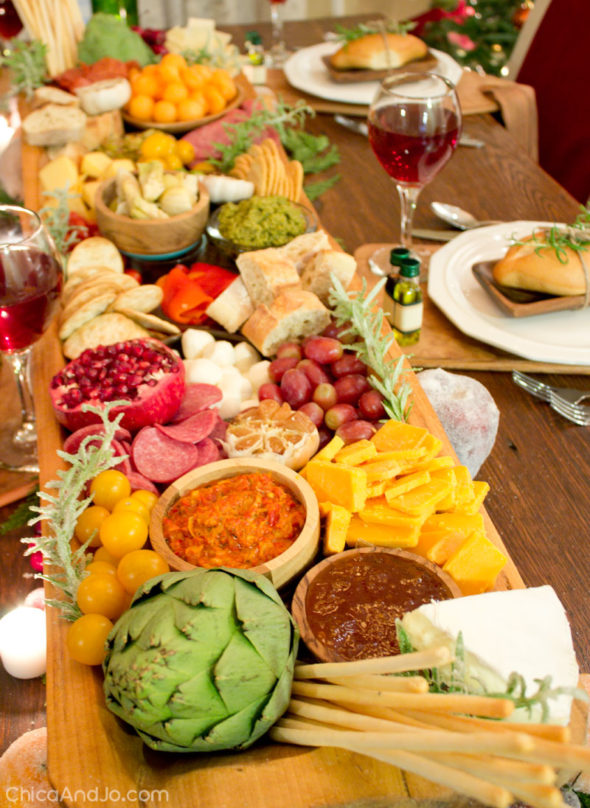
<box><xmin>22</xmin><ymin>90</ymin><xmax>526</xmax><ymax>808</ymax></box>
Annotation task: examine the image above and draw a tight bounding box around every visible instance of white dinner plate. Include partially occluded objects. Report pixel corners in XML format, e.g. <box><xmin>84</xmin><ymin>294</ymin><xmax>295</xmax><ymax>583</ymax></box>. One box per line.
<box><xmin>427</xmin><ymin>221</ymin><xmax>590</xmax><ymax>366</ymax></box>
<box><xmin>283</xmin><ymin>41</ymin><xmax>463</xmax><ymax>106</ymax></box>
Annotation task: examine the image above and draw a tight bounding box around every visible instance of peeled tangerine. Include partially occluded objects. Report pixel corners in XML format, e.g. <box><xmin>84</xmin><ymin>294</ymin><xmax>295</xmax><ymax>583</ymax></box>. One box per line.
<box><xmin>418</xmin><ymin>368</ymin><xmax>499</xmax><ymax>477</ymax></box>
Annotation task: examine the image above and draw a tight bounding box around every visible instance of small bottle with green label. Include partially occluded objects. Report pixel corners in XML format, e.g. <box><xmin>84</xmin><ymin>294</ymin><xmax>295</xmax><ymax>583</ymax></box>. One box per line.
<box><xmin>385</xmin><ymin>246</ymin><xmax>411</xmax><ymax>297</ymax></box>
<box><xmin>91</xmin><ymin>0</ymin><xmax>138</xmax><ymax>26</ymax></box>
<box><xmin>392</xmin><ymin>257</ymin><xmax>423</xmax><ymax>346</ymax></box>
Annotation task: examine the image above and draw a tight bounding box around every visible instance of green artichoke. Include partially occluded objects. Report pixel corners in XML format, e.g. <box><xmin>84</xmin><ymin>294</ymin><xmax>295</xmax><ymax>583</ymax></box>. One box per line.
<box><xmin>102</xmin><ymin>568</ymin><xmax>299</xmax><ymax>753</ymax></box>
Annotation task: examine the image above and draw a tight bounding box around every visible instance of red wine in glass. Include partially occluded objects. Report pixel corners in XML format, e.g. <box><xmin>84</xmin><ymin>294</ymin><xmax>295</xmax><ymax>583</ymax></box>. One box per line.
<box><xmin>0</xmin><ymin>248</ymin><xmax>62</xmax><ymax>352</ymax></box>
<box><xmin>368</xmin><ymin>72</ymin><xmax>462</xmax><ymax>250</ymax></box>
<box><xmin>0</xmin><ymin>0</ymin><xmax>23</xmax><ymax>40</ymax></box>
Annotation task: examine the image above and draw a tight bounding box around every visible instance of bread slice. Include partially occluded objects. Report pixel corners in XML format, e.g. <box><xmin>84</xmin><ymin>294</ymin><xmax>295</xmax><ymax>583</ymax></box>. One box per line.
<box><xmin>205</xmin><ymin>276</ymin><xmax>255</xmax><ymax>333</ymax></box>
<box><xmin>492</xmin><ymin>234</ymin><xmax>587</xmax><ymax>296</ymax></box>
<box><xmin>22</xmin><ymin>104</ymin><xmax>87</xmax><ymax>147</ymax></box>
<box><xmin>329</xmin><ymin>32</ymin><xmax>428</xmax><ymax>71</ymax></box>
<box><xmin>276</xmin><ymin>230</ymin><xmax>332</xmax><ymax>273</ymax></box>
<box><xmin>237</xmin><ymin>248</ymin><xmax>301</xmax><ymax>306</ymax></box>
<box><xmin>241</xmin><ymin>290</ymin><xmax>331</xmax><ymax>357</ymax></box>
<box><xmin>300</xmin><ymin>249</ymin><xmax>357</xmax><ymax>304</ymax></box>
<box><xmin>33</xmin><ymin>86</ymin><xmax>79</xmax><ymax>107</ymax></box>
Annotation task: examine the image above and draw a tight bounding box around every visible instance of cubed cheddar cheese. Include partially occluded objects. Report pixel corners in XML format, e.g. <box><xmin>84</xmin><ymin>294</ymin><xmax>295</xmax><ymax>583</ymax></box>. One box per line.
<box><xmin>358</xmin><ymin>497</ymin><xmax>423</xmax><ymax>529</ymax></box>
<box><xmin>370</xmin><ymin>421</ymin><xmax>430</xmax><ymax>452</ymax></box>
<box><xmin>404</xmin><ymin>456</ymin><xmax>454</xmax><ymax>475</ymax></box>
<box><xmin>429</xmin><ymin>467</ymin><xmax>457</xmax><ymax>511</ymax></box>
<box><xmin>366</xmin><ymin>480</ymin><xmax>387</xmax><ymax>499</ymax></box>
<box><xmin>426</xmin><ymin>529</ymin><xmax>477</xmax><ymax>566</ymax></box>
<box><xmin>313</xmin><ymin>435</ymin><xmax>345</xmax><ymax>462</ymax></box>
<box><xmin>422</xmin><ymin>512</ymin><xmax>485</xmax><ymax>536</ymax></box>
<box><xmin>455</xmin><ymin>480</ymin><xmax>490</xmax><ymax>515</ymax></box>
<box><xmin>346</xmin><ymin>515</ymin><xmax>420</xmax><ymax>548</ymax></box>
<box><xmin>305</xmin><ymin>460</ymin><xmax>367</xmax><ymax>512</ymax></box>
<box><xmin>323</xmin><ymin>504</ymin><xmax>352</xmax><ymax>555</ymax></box>
<box><xmin>384</xmin><ymin>478</ymin><xmax>453</xmax><ymax>518</ymax></box>
<box><xmin>443</xmin><ymin>530</ymin><xmax>507</xmax><ymax>595</ymax></box>
<box><xmin>452</xmin><ymin>466</ymin><xmax>475</xmax><ymax>509</ymax></box>
<box><xmin>334</xmin><ymin>440</ymin><xmax>377</xmax><ymax>466</ymax></box>
<box><xmin>361</xmin><ymin>458</ymin><xmax>403</xmax><ymax>483</ymax></box>
<box><xmin>384</xmin><ymin>469</ymin><xmax>431</xmax><ymax>500</ymax></box>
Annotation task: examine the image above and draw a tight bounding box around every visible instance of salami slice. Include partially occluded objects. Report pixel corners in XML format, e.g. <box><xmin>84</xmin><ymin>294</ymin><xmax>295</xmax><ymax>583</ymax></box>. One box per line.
<box><xmin>155</xmin><ymin>409</ymin><xmax>218</xmax><ymax>444</ymax></box>
<box><xmin>111</xmin><ymin>438</ymin><xmax>133</xmax><ymax>476</ymax></box>
<box><xmin>172</xmin><ymin>383</ymin><xmax>222</xmax><ymax>422</ymax></box>
<box><xmin>131</xmin><ymin>426</ymin><xmax>201</xmax><ymax>484</ymax></box>
<box><xmin>125</xmin><ymin>470</ymin><xmax>160</xmax><ymax>496</ymax></box>
<box><xmin>208</xmin><ymin>413</ymin><xmax>228</xmax><ymax>443</ymax></box>
<box><xmin>62</xmin><ymin>424</ymin><xmax>132</xmax><ymax>455</ymax></box>
<box><xmin>195</xmin><ymin>437</ymin><xmax>220</xmax><ymax>467</ymax></box>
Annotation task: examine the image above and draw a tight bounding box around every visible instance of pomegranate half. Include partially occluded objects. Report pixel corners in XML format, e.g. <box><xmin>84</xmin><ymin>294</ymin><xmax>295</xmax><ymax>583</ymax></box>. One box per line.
<box><xmin>50</xmin><ymin>339</ymin><xmax>186</xmax><ymax>433</ymax></box>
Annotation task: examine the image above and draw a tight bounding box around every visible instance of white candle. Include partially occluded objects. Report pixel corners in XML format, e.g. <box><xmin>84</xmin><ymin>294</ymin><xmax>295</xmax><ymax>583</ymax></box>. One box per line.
<box><xmin>0</xmin><ymin>606</ymin><xmax>46</xmax><ymax>679</ymax></box>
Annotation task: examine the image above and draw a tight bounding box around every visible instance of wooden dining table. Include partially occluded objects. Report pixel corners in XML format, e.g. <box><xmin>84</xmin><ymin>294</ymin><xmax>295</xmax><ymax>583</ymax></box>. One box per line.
<box><xmin>1</xmin><ymin>13</ymin><xmax>589</xmax><ymax>780</ymax></box>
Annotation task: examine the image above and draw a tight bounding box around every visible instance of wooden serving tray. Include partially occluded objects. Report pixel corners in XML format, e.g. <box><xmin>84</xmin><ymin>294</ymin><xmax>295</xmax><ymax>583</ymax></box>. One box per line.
<box><xmin>23</xmin><ymin>87</ymin><xmax>526</xmax><ymax>806</ymax></box>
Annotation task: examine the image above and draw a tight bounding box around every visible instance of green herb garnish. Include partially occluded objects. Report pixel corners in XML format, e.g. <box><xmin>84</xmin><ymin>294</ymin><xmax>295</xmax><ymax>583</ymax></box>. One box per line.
<box><xmin>0</xmin><ymin>40</ymin><xmax>48</xmax><ymax>99</ymax></box>
<box><xmin>39</xmin><ymin>186</ymin><xmax>85</xmax><ymax>258</ymax></box>
<box><xmin>0</xmin><ymin>489</ymin><xmax>39</xmax><ymax>535</ymax></box>
<box><xmin>304</xmin><ymin>174</ymin><xmax>341</xmax><ymax>202</ymax></box>
<box><xmin>280</xmin><ymin>129</ymin><xmax>340</xmax><ymax>175</ymax></box>
<box><xmin>333</xmin><ymin>18</ymin><xmax>416</xmax><ymax>42</ymax></box>
<box><xmin>511</xmin><ymin>204</ymin><xmax>590</xmax><ymax>264</ymax></box>
<box><xmin>22</xmin><ymin>402</ymin><xmax>127</xmax><ymax>621</ymax></box>
<box><xmin>329</xmin><ymin>276</ymin><xmax>413</xmax><ymax>422</ymax></box>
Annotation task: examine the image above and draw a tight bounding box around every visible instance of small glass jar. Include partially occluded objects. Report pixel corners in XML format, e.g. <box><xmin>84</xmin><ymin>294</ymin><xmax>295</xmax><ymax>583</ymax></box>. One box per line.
<box><xmin>392</xmin><ymin>258</ymin><xmax>423</xmax><ymax>346</ymax></box>
<box><xmin>91</xmin><ymin>0</ymin><xmax>138</xmax><ymax>26</ymax></box>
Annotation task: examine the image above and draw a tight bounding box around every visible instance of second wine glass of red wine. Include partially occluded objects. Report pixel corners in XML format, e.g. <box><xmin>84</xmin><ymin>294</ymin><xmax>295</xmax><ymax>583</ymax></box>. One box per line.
<box><xmin>368</xmin><ymin>72</ymin><xmax>462</xmax><ymax>252</ymax></box>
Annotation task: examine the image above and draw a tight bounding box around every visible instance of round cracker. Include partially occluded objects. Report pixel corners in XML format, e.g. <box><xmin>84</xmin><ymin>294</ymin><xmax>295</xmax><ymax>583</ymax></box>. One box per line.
<box><xmin>116</xmin><ymin>307</ymin><xmax>181</xmax><ymax>335</ymax></box>
<box><xmin>110</xmin><ymin>284</ymin><xmax>163</xmax><ymax>314</ymax></box>
<box><xmin>62</xmin><ymin>313</ymin><xmax>150</xmax><ymax>359</ymax></box>
<box><xmin>68</xmin><ymin>236</ymin><xmax>124</xmax><ymax>275</ymax></box>
<box><xmin>61</xmin><ymin>280</ymin><xmax>123</xmax><ymax>316</ymax></box>
<box><xmin>63</xmin><ymin>265</ymin><xmax>116</xmax><ymax>295</ymax></box>
<box><xmin>59</xmin><ymin>291</ymin><xmax>119</xmax><ymax>340</ymax></box>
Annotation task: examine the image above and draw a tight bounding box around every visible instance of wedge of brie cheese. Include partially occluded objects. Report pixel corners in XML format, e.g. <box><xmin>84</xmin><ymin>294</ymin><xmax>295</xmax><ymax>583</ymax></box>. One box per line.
<box><xmin>400</xmin><ymin>586</ymin><xmax>579</xmax><ymax>724</ymax></box>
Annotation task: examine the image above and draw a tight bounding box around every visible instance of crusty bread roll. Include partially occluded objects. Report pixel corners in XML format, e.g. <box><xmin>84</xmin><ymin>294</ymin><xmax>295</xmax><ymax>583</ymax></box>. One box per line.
<box><xmin>22</xmin><ymin>103</ymin><xmax>87</xmax><ymax>147</ymax></box>
<box><xmin>276</xmin><ymin>230</ymin><xmax>332</xmax><ymax>273</ymax></box>
<box><xmin>205</xmin><ymin>276</ymin><xmax>254</xmax><ymax>333</ymax></box>
<box><xmin>329</xmin><ymin>32</ymin><xmax>428</xmax><ymax>71</ymax></box>
<box><xmin>300</xmin><ymin>249</ymin><xmax>357</xmax><ymax>304</ymax></box>
<box><xmin>241</xmin><ymin>290</ymin><xmax>331</xmax><ymax>357</ymax></box>
<box><xmin>492</xmin><ymin>234</ymin><xmax>588</xmax><ymax>296</ymax></box>
<box><xmin>237</xmin><ymin>248</ymin><xmax>301</xmax><ymax>306</ymax></box>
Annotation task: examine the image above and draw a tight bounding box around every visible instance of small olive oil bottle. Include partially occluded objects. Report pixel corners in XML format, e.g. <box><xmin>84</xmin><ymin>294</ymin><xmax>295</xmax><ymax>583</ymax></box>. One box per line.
<box><xmin>383</xmin><ymin>247</ymin><xmax>410</xmax><ymax>319</ymax></box>
<box><xmin>392</xmin><ymin>257</ymin><xmax>423</xmax><ymax>346</ymax></box>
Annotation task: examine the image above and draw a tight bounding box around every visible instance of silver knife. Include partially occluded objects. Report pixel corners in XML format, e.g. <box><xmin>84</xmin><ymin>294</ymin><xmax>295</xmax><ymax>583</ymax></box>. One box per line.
<box><xmin>412</xmin><ymin>228</ymin><xmax>460</xmax><ymax>242</ymax></box>
<box><xmin>334</xmin><ymin>115</ymin><xmax>485</xmax><ymax>148</ymax></box>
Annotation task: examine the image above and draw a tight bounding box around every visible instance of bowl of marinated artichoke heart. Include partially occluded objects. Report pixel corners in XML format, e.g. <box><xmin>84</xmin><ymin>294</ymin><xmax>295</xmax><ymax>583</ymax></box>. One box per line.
<box><xmin>95</xmin><ymin>161</ymin><xmax>210</xmax><ymax>257</ymax></box>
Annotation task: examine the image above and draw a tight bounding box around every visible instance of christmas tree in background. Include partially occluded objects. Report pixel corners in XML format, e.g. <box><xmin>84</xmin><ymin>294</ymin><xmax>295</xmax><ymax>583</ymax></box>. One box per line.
<box><xmin>414</xmin><ymin>0</ymin><xmax>533</xmax><ymax>76</ymax></box>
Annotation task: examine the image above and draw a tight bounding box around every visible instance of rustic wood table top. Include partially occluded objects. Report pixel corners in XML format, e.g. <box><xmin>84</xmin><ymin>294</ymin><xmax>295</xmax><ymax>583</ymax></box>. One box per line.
<box><xmin>1</xmin><ymin>15</ymin><xmax>588</xmax><ymax>765</ymax></box>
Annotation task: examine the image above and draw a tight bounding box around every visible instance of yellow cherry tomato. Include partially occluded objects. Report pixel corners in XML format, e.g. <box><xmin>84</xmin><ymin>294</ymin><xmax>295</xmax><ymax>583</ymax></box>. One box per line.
<box><xmin>117</xmin><ymin>550</ymin><xmax>170</xmax><ymax>595</ymax></box>
<box><xmin>76</xmin><ymin>573</ymin><xmax>128</xmax><ymax>620</ymax></box>
<box><xmin>75</xmin><ymin>505</ymin><xmax>110</xmax><ymax>548</ymax></box>
<box><xmin>139</xmin><ymin>131</ymin><xmax>175</xmax><ymax>160</ymax></box>
<box><xmin>174</xmin><ymin>138</ymin><xmax>195</xmax><ymax>166</ymax></box>
<box><xmin>90</xmin><ymin>470</ymin><xmax>131</xmax><ymax>511</ymax></box>
<box><xmin>153</xmin><ymin>100</ymin><xmax>177</xmax><ymax>123</ymax></box>
<box><xmin>130</xmin><ymin>489</ymin><xmax>159</xmax><ymax>512</ymax></box>
<box><xmin>67</xmin><ymin>614</ymin><xmax>113</xmax><ymax>666</ymax></box>
<box><xmin>164</xmin><ymin>152</ymin><xmax>183</xmax><ymax>171</ymax></box>
<box><xmin>85</xmin><ymin>560</ymin><xmax>117</xmax><ymax>576</ymax></box>
<box><xmin>112</xmin><ymin>496</ymin><xmax>150</xmax><ymax>524</ymax></box>
<box><xmin>99</xmin><ymin>511</ymin><xmax>149</xmax><ymax>559</ymax></box>
<box><xmin>93</xmin><ymin>546</ymin><xmax>119</xmax><ymax>566</ymax></box>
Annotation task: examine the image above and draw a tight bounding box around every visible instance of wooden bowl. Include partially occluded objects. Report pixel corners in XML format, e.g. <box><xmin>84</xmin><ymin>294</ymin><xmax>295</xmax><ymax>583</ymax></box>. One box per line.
<box><xmin>95</xmin><ymin>177</ymin><xmax>210</xmax><ymax>257</ymax></box>
<box><xmin>292</xmin><ymin>546</ymin><xmax>462</xmax><ymax>663</ymax></box>
<box><xmin>149</xmin><ymin>458</ymin><xmax>320</xmax><ymax>589</ymax></box>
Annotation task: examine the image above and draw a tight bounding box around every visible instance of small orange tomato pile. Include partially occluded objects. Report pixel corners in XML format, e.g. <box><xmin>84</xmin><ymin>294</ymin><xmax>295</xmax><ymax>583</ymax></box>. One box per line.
<box><xmin>127</xmin><ymin>52</ymin><xmax>237</xmax><ymax>124</ymax></box>
<box><xmin>66</xmin><ymin>469</ymin><xmax>170</xmax><ymax>667</ymax></box>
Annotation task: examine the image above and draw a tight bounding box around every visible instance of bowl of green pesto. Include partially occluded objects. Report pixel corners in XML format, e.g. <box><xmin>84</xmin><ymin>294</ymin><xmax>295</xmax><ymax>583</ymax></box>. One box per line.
<box><xmin>206</xmin><ymin>195</ymin><xmax>317</xmax><ymax>256</ymax></box>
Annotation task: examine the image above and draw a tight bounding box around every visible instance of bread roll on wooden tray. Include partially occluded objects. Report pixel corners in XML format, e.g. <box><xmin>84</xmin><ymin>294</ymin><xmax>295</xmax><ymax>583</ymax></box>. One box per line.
<box><xmin>242</xmin><ymin>290</ymin><xmax>331</xmax><ymax>357</ymax></box>
<box><xmin>492</xmin><ymin>234</ymin><xmax>589</xmax><ymax>297</ymax></box>
<box><xmin>329</xmin><ymin>32</ymin><xmax>428</xmax><ymax>71</ymax></box>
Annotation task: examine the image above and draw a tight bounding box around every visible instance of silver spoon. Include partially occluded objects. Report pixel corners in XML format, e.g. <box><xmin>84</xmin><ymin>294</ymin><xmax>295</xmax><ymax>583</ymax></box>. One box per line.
<box><xmin>430</xmin><ymin>202</ymin><xmax>502</xmax><ymax>230</ymax></box>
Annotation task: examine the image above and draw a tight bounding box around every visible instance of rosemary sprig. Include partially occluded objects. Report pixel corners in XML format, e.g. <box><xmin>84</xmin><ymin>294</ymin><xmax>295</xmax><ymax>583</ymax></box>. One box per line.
<box><xmin>209</xmin><ymin>99</ymin><xmax>314</xmax><ymax>174</ymax></box>
<box><xmin>511</xmin><ymin>204</ymin><xmax>590</xmax><ymax>264</ymax></box>
<box><xmin>40</xmin><ymin>186</ymin><xmax>86</xmax><ymax>258</ymax></box>
<box><xmin>0</xmin><ymin>40</ymin><xmax>48</xmax><ymax>99</ymax></box>
<box><xmin>0</xmin><ymin>489</ymin><xmax>39</xmax><ymax>535</ymax></box>
<box><xmin>328</xmin><ymin>275</ymin><xmax>413</xmax><ymax>422</ymax></box>
<box><xmin>333</xmin><ymin>18</ymin><xmax>416</xmax><ymax>42</ymax></box>
<box><xmin>21</xmin><ymin>402</ymin><xmax>128</xmax><ymax>621</ymax></box>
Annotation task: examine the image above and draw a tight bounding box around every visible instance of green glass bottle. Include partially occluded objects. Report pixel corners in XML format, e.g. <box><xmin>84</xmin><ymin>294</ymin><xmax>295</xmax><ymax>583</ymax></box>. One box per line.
<box><xmin>91</xmin><ymin>0</ymin><xmax>138</xmax><ymax>26</ymax></box>
<box><xmin>392</xmin><ymin>258</ymin><xmax>423</xmax><ymax>346</ymax></box>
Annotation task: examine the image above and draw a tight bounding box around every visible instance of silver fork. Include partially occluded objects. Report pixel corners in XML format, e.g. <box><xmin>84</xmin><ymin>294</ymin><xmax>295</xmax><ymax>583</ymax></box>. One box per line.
<box><xmin>548</xmin><ymin>391</ymin><xmax>590</xmax><ymax>426</ymax></box>
<box><xmin>512</xmin><ymin>370</ymin><xmax>590</xmax><ymax>406</ymax></box>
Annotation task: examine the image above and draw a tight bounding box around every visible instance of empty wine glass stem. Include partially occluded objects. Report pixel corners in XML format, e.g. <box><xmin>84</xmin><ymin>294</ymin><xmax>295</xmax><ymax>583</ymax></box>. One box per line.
<box><xmin>4</xmin><ymin>347</ymin><xmax>37</xmax><ymax>447</ymax></box>
<box><xmin>397</xmin><ymin>184</ymin><xmax>422</xmax><ymax>248</ymax></box>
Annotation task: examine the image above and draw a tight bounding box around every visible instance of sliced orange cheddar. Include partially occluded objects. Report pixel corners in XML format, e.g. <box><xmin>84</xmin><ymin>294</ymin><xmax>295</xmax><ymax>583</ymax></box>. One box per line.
<box><xmin>429</xmin><ymin>467</ymin><xmax>457</xmax><ymax>511</ymax></box>
<box><xmin>404</xmin><ymin>456</ymin><xmax>454</xmax><ymax>475</ymax></box>
<box><xmin>334</xmin><ymin>439</ymin><xmax>378</xmax><ymax>466</ymax></box>
<box><xmin>323</xmin><ymin>504</ymin><xmax>352</xmax><ymax>555</ymax></box>
<box><xmin>426</xmin><ymin>529</ymin><xmax>475</xmax><ymax>566</ymax></box>
<box><xmin>370</xmin><ymin>420</ymin><xmax>430</xmax><ymax>452</ymax></box>
<box><xmin>384</xmin><ymin>469</ymin><xmax>431</xmax><ymax>500</ymax></box>
<box><xmin>366</xmin><ymin>480</ymin><xmax>387</xmax><ymax>499</ymax></box>
<box><xmin>346</xmin><ymin>515</ymin><xmax>420</xmax><ymax>548</ymax></box>
<box><xmin>421</xmin><ymin>512</ymin><xmax>485</xmax><ymax>536</ymax></box>
<box><xmin>452</xmin><ymin>465</ymin><xmax>475</xmax><ymax>509</ymax></box>
<box><xmin>305</xmin><ymin>460</ymin><xmax>367</xmax><ymax>512</ymax></box>
<box><xmin>455</xmin><ymin>480</ymin><xmax>490</xmax><ymax>515</ymax></box>
<box><xmin>313</xmin><ymin>434</ymin><xmax>345</xmax><ymax>462</ymax></box>
<box><xmin>443</xmin><ymin>530</ymin><xmax>507</xmax><ymax>595</ymax></box>
<box><xmin>385</xmin><ymin>478</ymin><xmax>453</xmax><ymax>518</ymax></box>
<box><xmin>361</xmin><ymin>458</ymin><xmax>403</xmax><ymax>483</ymax></box>
<box><xmin>358</xmin><ymin>497</ymin><xmax>423</xmax><ymax>528</ymax></box>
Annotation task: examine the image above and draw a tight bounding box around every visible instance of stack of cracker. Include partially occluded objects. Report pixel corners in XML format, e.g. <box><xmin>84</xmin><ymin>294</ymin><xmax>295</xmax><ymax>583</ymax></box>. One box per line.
<box><xmin>229</xmin><ymin>139</ymin><xmax>304</xmax><ymax>202</ymax></box>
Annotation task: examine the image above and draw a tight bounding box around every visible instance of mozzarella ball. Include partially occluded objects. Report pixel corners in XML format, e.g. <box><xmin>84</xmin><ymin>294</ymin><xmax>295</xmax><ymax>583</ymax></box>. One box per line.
<box><xmin>201</xmin><ymin>340</ymin><xmax>236</xmax><ymax>367</ymax></box>
<box><xmin>181</xmin><ymin>329</ymin><xmax>215</xmax><ymax>360</ymax></box>
<box><xmin>184</xmin><ymin>358</ymin><xmax>223</xmax><ymax>386</ymax></box>
<box><xmin>247</xmin><ymin>360</ymin><xmax>271</xmax><ymax>393</ymax></box>
<box><xmin>239</xmin><ymin>397</ymin><xmax>260</xmax><ymax>412</ymax></box>
<box><xmin>233</xmin><ymin>341</ymin><xmax>261</xmax><ymax>374</ymax></box>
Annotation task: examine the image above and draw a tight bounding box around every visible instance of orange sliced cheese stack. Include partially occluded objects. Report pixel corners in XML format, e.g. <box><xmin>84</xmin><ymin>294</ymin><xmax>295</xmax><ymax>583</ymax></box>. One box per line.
<box><xmin>301</xmin><ymin>420</ymin><xmax>506</xmax><ymax>595</ymax></box>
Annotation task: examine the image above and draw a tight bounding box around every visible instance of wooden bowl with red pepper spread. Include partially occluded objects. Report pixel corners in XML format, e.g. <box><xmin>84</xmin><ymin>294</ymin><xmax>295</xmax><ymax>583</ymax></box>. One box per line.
<box><xmin>149</xmin><ymin>458</ymin><xmax>320</xmax><ymax>589</ymax></box>
<box><xmin>292</xmin><ymin>547</ymin><xmax>461</xmax><ymax>662</ymax></box>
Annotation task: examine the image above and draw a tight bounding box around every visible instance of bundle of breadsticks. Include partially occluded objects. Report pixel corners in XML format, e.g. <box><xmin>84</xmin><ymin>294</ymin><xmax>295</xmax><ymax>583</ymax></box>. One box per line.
<box><xmin>12</xmin><ymin>0</ymin><xmax>84</xmax><ymax>75</ymax></box>
<box><xmin>270</xmin><ymin>646</ymin><xmax>588</xmax><ymax>808</ymax></box>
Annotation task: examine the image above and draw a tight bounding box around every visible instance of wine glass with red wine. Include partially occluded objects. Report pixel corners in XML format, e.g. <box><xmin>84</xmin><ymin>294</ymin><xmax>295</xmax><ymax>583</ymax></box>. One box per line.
<box><xmin>368</xmin><ymin>72</ymin><xmax>462</xmax><ymax>255</ymax></box>
<box><xmin>0</xmin><ymin>206</ymin><xmax>63</xmax><ymax>471</ymax></box>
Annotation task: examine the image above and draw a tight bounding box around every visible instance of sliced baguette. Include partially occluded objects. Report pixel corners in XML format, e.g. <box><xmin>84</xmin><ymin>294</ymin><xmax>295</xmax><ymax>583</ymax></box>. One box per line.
<box><xmin>205</xmin><ymin>276</ymin><xmax>255</xmax><ymax>333</ymax></box>
<box><xmin>300</xmin><ymin>249</ymin><xmax>357</xmax><ymax>304</ymax></box>
<box><xmin>276</xmin><ymin>230</ymin><xmax>331</xmax><ymax>274</ymax></box>
<box><xmin>22</xmin><ymin>104</ymin><xmax>87</xmax><ymax>147</ymax></box>
<box><xmin>241</xmin><ymin>290</ymin><xmax>331</xmax><ymax>357</ymax></box>
<box><xmin>237</xmin><ymin>248</ymin><xmax>301</xmax><ymax>306</ymax></box>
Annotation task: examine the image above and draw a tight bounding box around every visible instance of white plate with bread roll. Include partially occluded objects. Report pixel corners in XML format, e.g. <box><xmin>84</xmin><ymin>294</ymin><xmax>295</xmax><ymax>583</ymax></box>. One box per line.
<box><xmin>283</xmin><ymin>41</ymin><xmax>463</xmax><ymax>106</ymax></box>
<box><xmin>428</xmin><ymin>222</ymin><xmax>590</xmax><ymax>365</ymax></box>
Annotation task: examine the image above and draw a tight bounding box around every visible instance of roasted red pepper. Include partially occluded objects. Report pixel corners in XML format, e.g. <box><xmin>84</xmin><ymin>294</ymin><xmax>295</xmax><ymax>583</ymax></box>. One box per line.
<box><xmin>159</xmin><ymin>263</ymin><xmax>236</xmax><ymax>325</ymax></box>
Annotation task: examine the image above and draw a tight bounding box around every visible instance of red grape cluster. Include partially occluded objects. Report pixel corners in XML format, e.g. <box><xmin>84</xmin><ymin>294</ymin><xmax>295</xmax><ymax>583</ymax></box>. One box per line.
<box><xmin>258</xmin><ymin>322</ymin><xmax>387</xmax><ymax>447</ymax></box>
